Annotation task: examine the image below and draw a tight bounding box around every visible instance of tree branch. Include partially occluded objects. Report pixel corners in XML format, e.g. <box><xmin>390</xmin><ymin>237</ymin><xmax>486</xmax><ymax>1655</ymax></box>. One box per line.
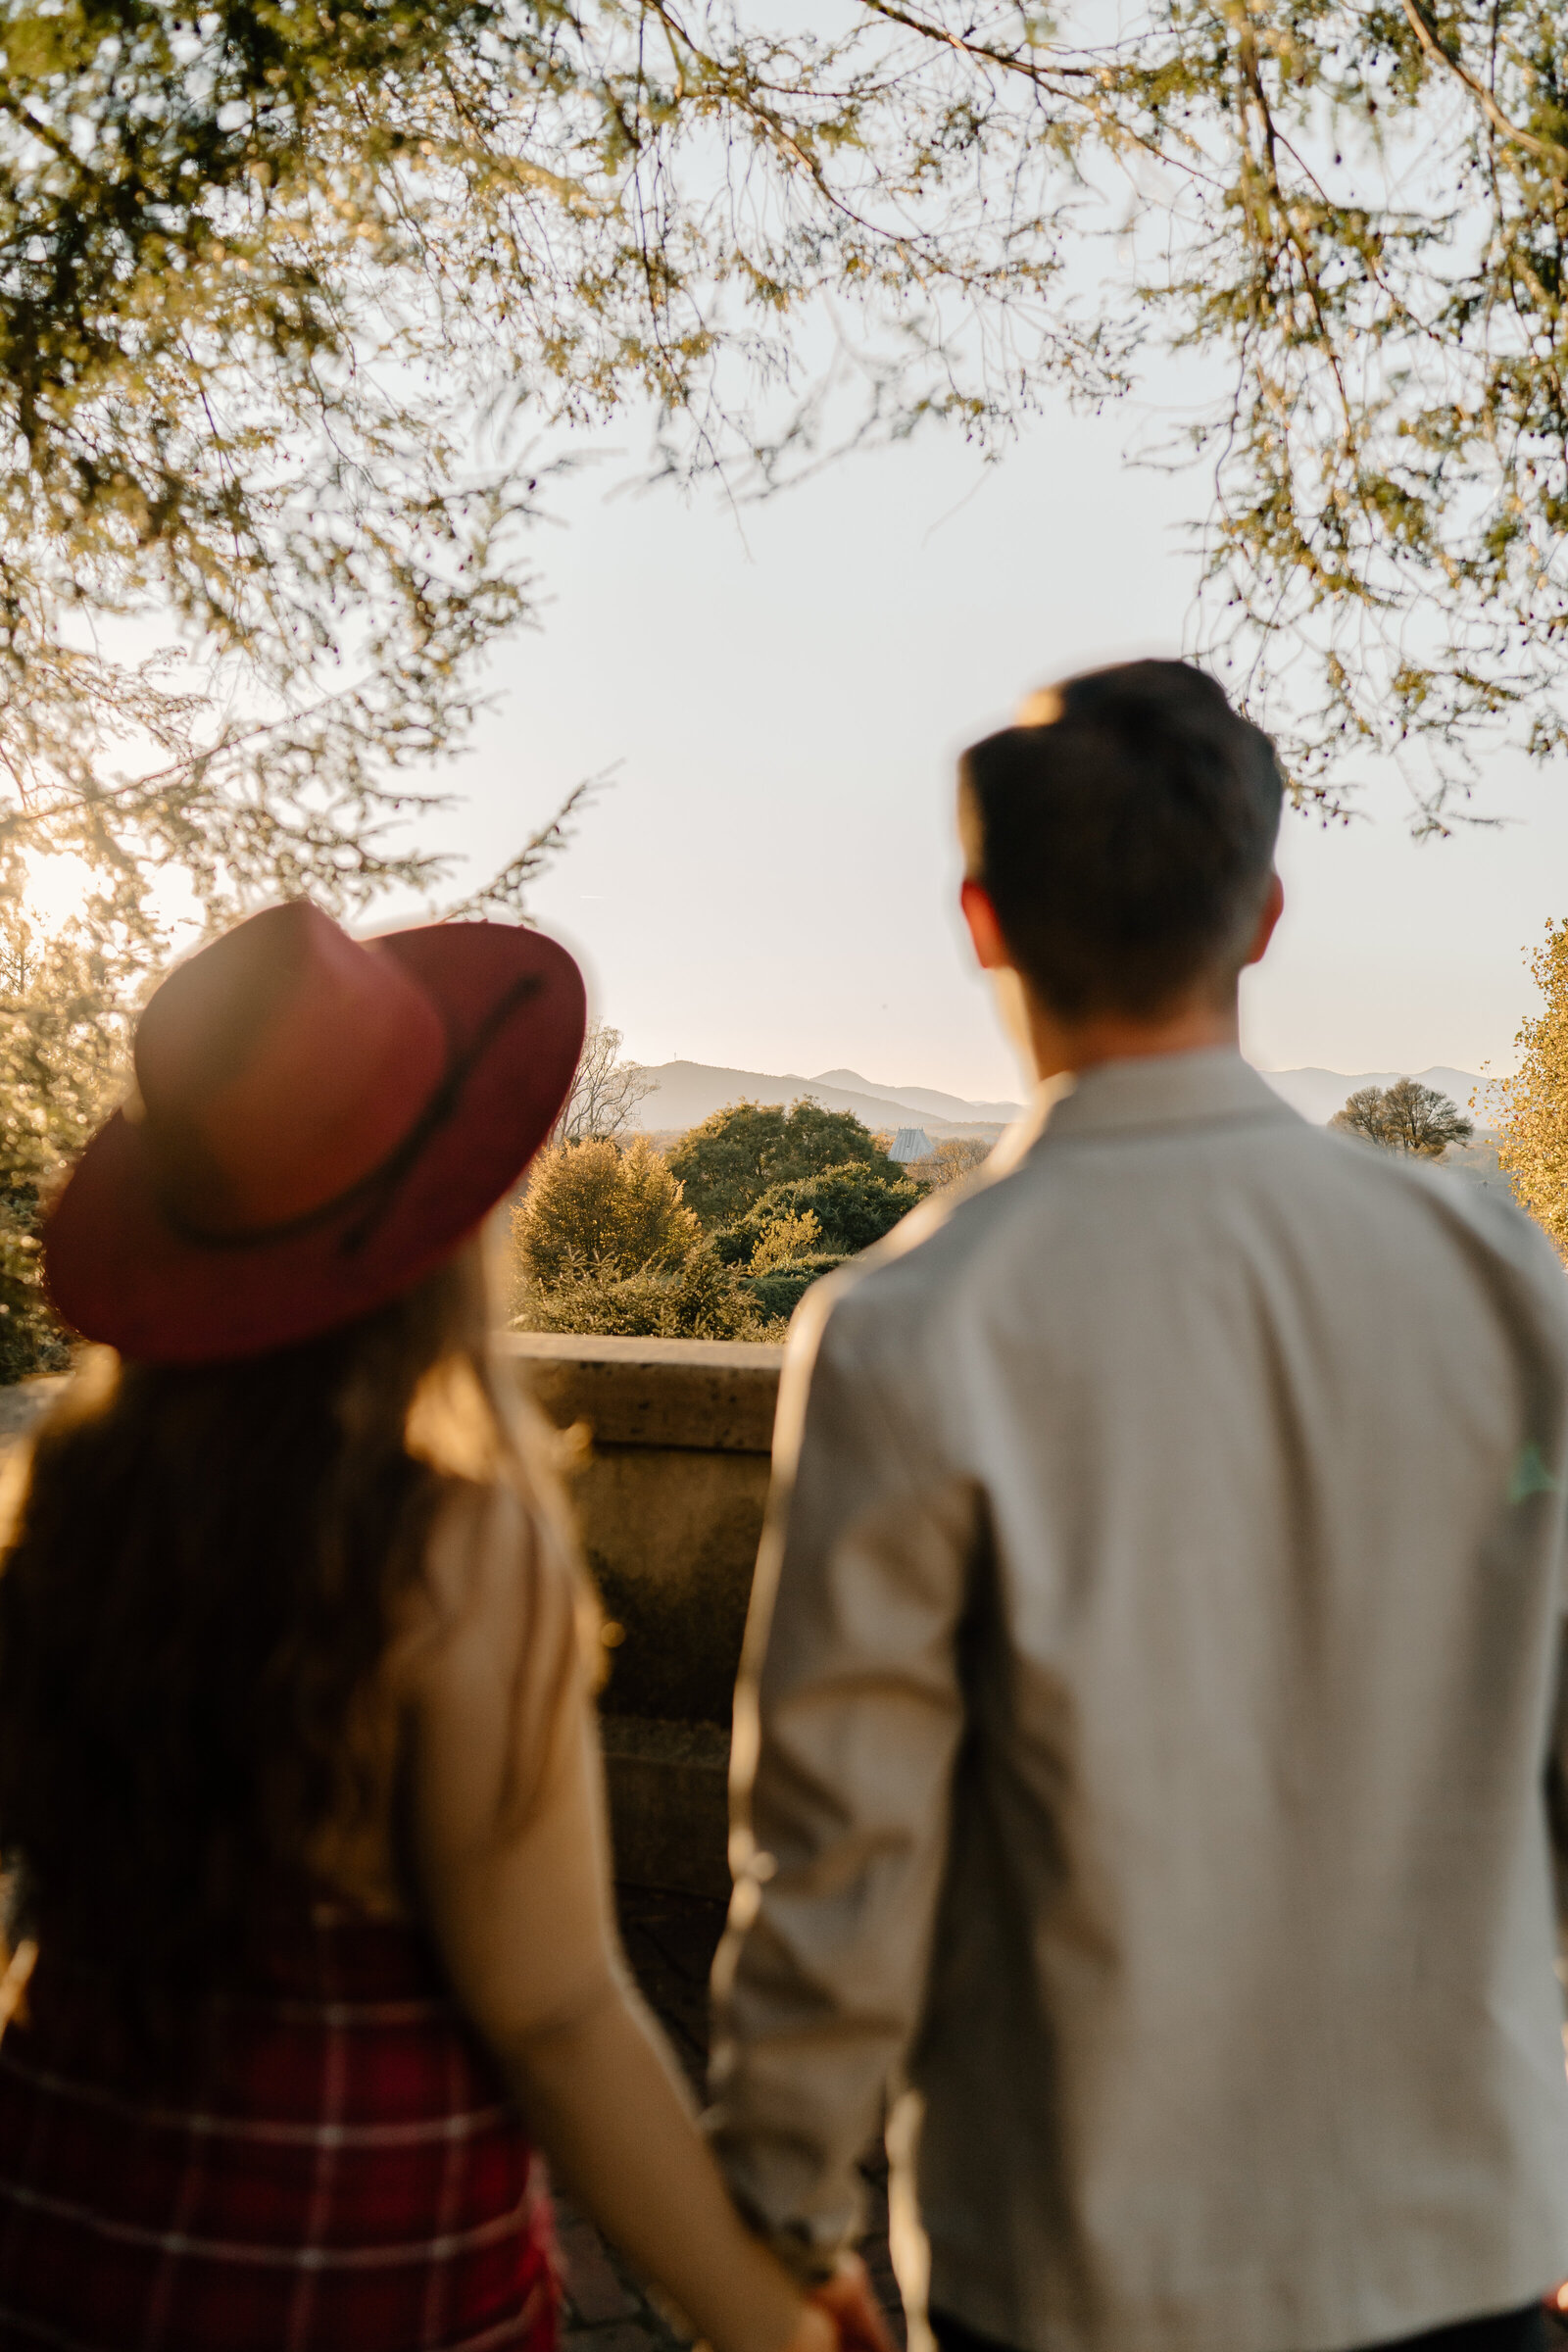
<box><xmin>1398</xmin><ymin>0</ymin><xmax>1568</xmax><ymax>173</ymax></box>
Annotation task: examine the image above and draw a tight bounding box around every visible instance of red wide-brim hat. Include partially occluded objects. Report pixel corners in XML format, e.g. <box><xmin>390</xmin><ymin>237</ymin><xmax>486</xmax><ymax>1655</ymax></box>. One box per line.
<box><xmin>45</xmin><ymin>906</ymin><xmax>586</xmax><ymax>1366</ymax></box>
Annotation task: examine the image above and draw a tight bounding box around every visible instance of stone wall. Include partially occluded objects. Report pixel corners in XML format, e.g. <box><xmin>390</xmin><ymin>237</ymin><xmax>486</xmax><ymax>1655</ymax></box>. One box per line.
<box><xmin>507</xmin><ymin>1334</ymin><xmax>782</xmax><ymax>1901</ymax></box>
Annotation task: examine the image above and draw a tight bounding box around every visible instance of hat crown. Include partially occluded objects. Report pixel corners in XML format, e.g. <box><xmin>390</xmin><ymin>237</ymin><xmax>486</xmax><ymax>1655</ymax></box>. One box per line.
<box><xmin>134</xmin><ymin>902</ymin><xmax>447</xmax><ymax>1237</ymax></box>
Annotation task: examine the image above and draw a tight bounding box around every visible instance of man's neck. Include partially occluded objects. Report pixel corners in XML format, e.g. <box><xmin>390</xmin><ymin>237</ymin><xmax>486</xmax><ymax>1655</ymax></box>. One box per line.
<box><xmin>1023</xmin><ymin>994</ymin><xmax>1241</xmax><ymax>1088</ymax></box>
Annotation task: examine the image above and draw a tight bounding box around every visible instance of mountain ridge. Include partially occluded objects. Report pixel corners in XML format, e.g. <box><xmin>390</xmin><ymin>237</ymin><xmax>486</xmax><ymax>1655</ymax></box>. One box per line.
<box><xmin>632</xmin><ymin>1061</ymin><xmax>1012</xmax><ymax>1141</ymax></box>
<box><xmin>632</xmin><ymin>1058</ymin><xmax>1492</xmax><ymax>1139</ymax></box>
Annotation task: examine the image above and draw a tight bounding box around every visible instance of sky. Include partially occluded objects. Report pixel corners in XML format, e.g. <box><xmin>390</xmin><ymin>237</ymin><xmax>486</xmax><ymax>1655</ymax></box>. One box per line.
<box><xmin>343</xmin><ymin>387</ymin><xmax>1568</xmax><ymax>1106</ymax></box>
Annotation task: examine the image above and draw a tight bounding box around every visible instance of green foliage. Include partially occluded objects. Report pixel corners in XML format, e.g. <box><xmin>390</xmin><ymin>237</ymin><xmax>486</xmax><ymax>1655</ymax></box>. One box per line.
<box><xmin>668</xmin><ymin>1102</ymin><xmax>891</xmax><ymax>1229</ymax></box>
<box><xmin>512</xmin><ymin>1137</ymin><xmax>699</xmax><ymax>1288</ymax></box>
<box><xmin>1075</xmin><ymin>0</ymin><xmax>1568</xmax><ymax>815</ymax></box>
<box><xmin>1330</xmin><ymin>1080</ymin><xmax>1474</xmax><ymax>1159</ymax></box>
<box><xmin>714</xmin><ymin>1161</ymin><xmax>924</xmax><ymax>1264</ymax></box>
<box><xmin>707</xmin><ymin>1155</ymin><xmax>925</xmax><ymax>1330</ymax></box>
<box><xmin>743</xmin><ymin>1254</ymin><xmax>845</xmax><ymax>1325</ymax></box>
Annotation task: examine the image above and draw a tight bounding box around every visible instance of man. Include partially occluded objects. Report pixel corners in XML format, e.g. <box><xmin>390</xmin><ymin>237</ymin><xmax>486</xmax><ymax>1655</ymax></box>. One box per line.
<box><xmin>708</xmin><ymin>661</ymin><xmax>1568</xmax><ymax>2352</ymax></box>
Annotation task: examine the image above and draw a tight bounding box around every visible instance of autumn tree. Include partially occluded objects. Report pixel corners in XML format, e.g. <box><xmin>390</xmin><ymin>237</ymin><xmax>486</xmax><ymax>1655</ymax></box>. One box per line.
<box><xmin>912</xmin><ymin>1137</ymin><xmax>994</xmax><ymax>1192</ymax></box>
<box><xmin>1331</xmin><ymin>1080</ymin><xmax>1474</xmax><ymax>1160</ymax></box>
<box><xmin>1491</xmin><ymin>921</ymin><xmax>1568</xmax><ymax>1260</ymax></box>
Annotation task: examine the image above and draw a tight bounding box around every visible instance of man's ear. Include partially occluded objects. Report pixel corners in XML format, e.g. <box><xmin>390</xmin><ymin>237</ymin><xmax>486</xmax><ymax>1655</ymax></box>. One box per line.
<box><xmin>1242</xmin><ymin>871</ymin><xmax>1285</xmax><ymax>969</ymax></box>
<box><xmin>960</xmin><ymin>878</ymin><xmax>1013</xmax><ymax>973</ymax></box>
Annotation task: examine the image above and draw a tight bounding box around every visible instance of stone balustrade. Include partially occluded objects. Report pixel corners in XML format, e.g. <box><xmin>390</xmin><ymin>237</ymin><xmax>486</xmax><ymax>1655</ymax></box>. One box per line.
<box><xmin>506</xmin><ymin>1333</ymin><xmax>782</xmax><ymax>1901</ymax></box>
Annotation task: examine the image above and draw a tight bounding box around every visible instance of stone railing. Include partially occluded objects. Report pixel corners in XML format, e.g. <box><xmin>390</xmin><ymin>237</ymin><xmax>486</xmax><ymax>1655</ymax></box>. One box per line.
<box><xmin>0</xmin><ymin>1338</ymin><xmax>785</xmax><ymax>1904</ymax></box>
<box><xmin>507</xmin><ymin>1333</ymin><xmax>782</xmax><ymax>1901</ymax></box>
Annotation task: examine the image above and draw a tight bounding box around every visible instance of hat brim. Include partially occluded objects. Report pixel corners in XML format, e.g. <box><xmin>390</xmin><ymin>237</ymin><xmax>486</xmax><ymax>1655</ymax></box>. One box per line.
<box><xmin>44</xmin><ymin>922</ymin><xmax>586</xmax><ymax>1366</ymax></box>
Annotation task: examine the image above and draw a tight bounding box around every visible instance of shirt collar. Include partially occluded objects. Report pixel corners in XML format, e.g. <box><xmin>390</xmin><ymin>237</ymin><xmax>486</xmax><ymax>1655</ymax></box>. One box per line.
<box><xmin>993</xmin><ymin>1049</ymin><xmax>1299</xmax><ymax>1166</ymax></box>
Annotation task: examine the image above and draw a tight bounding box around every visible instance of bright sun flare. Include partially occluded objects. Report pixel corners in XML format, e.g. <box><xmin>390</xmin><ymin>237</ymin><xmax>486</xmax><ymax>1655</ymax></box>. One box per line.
<box><xmin>23</xmin><ymin>855</ymin><xmax>97</xmax><ymax>934</ymax></box>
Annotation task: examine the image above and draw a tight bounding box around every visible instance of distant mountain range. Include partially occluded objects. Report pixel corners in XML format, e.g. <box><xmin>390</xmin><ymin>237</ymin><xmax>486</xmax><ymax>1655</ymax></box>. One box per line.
<box><xmin>632</xmin><ymin>1059</ymin><xmax>1490</xmax><ymax>1140</ymax></box>
<box><xmin>631</xmin><ymin>1061</ymin><xmax>1022</xmax><ymax>1141</ymax></box>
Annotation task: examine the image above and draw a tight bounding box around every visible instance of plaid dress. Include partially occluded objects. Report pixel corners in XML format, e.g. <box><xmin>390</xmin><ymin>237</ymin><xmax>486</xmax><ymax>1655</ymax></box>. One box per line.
<box><xmin>0</xmin><ymin>1904</ymin><xmax>560</xmax><ymax>2351</ymax></box>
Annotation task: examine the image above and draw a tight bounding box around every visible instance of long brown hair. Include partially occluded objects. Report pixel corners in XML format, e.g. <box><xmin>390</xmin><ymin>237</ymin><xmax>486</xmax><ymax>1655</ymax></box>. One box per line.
<box><xmin>0</xmin><ymin>1237</ymin><xmax>556</xmax><ymax>2033</ymax></box>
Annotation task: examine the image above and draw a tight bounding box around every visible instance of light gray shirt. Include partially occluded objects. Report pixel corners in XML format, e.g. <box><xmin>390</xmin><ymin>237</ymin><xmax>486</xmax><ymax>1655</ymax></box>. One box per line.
<box><xmin>709</xmin><ymin>1050</ymin><xmax>1568</xmax><ymax>2352</ymax></box>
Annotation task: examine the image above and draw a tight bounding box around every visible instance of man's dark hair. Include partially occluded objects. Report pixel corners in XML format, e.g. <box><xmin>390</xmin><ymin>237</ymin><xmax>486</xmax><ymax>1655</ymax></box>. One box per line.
<box><xmin>958</xmin><ymin>660</ymin><xmax>1284</xmax><ymax>1019</ymax></box>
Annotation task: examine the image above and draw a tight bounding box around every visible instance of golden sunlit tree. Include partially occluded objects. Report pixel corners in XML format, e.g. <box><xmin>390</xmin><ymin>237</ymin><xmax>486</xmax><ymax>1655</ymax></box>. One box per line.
<box><xmin>511</xmin><ymin>1136</ymin><xmax>773</xmax><ymax>1338</ymax></box>
<box><xmin>1492</xmin><ymin>921</ymin><xmax>1568</xmax><ymax>1262</ymax></box>
<box><xmin>513</xmin><ymin>1137</ymin><xmax>699</xmax><ymax>1290</ymax></box>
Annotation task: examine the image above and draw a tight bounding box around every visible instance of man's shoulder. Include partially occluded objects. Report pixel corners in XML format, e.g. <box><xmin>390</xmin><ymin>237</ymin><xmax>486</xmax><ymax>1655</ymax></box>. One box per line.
<box><xmin>792</xmin><ymin>1150</ymin><xmax>1062</xmax><ymax>1368</ymax></box>
<box><xmin>1310</xmin><ymin>1121</ymin><xmax>1560</xmax><ymax>1276</ymax></box>
<box><xmin>795</xmin><ymin>1111</ymin><xmax>1568</xmax><ymax>1383</ymax></box>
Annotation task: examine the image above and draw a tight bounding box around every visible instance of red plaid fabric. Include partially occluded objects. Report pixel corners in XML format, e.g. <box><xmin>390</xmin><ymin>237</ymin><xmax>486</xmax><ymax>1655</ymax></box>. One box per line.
<box><xmin>0</xmin><ymin>1904</ymin><xmax>560</xmax><ymax>2351</ymax></box>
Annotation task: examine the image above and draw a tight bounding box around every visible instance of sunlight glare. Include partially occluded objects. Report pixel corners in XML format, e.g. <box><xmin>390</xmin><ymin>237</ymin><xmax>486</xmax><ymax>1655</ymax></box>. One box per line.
<box><xmin>20</xmin><ymin>854</ymin><xmax>204</xmax><ymax>944</ymax></box>
<box><xmin>23</xmin><ymin>855</ymin><xmax>97</xmax><ymax>934</ymax></box>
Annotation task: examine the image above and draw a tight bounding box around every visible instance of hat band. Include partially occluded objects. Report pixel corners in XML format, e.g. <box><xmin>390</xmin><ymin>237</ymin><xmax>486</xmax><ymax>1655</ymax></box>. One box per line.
<box><xmin>160</xmin><ymin>969</ymin><xmax>546</xmax><ymax>1258</ymax></box>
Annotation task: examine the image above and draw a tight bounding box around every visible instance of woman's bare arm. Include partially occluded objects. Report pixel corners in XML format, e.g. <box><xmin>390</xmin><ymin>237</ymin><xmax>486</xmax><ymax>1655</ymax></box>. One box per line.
<box><xmin>403</xmin><ymin>1485</ymin><xmax>832</xmax><ymax>2352</ymax></box>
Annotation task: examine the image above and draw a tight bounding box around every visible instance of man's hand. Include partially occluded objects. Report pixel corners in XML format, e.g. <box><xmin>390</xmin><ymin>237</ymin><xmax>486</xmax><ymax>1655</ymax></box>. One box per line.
<box><xmin>808</xmin><ymin>2254</ymin><xmax>899</xmax><ymax>2352</ymax></box>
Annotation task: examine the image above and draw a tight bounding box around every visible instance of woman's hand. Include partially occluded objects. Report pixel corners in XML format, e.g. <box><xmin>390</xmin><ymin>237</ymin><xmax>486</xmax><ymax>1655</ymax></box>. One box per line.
<box><xmin>808</xmin><ymin>2254</ymin><xmax>899</xmax><ymax>2352</ymax></box>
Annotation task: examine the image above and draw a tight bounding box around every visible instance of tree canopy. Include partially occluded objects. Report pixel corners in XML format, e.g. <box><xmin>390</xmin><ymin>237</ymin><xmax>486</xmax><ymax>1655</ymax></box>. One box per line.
<box><xmin>1330</xmin><ymin>1078</ymin><xmax>1474</xmax><ymax>1158</ymax></box>
<box><xmin>667</xmin><ymin>1100</ymin><xmax>890</xmax><ymax>1227</ymax></box>
<box><xmin>0</xmin><ymin>0</ymin><xmax>1081</xmax><ymax>901</ymax></box>
<box><xmin>8</xmin><ymin>0</ymin><xmax>1568</xmax><ymax>840</ymax></box>
<box><xmin>714</xmin><ymin>1159</ymin><xmax>924</xmax><ymax>1263</ymax></box>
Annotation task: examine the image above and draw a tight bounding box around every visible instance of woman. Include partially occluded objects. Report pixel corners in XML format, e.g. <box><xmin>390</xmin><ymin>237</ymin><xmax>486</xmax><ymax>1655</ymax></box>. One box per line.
<box><xmin>0</xmin><ymin>901</ymin><xmax>855</xmax><ymax>2352</ymax></box>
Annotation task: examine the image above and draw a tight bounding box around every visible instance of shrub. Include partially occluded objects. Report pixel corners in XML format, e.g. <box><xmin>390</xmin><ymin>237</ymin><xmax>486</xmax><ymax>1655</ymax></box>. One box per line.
<box><xmin>743</xmin><ymin>1254</ymin><xmax>844</xmax><ymax>1323</ymax></box>
<box><xmin>714</xmin><ymin>1160</ymin><xmax>923</xmax><ymax>1265</ymax></box>
<box><xmin>749</xmin><ymin>1207</ymin><xmax>821</xmax><ymax>1273</ymax></box>
<box><xmin>513</xmin><ymin>1136</ymin><xmax>699</xmax><ymax>1288</ymax></box>
<box><xmin>514</xmin><ymin>1244</ymin><xmax>781</xmax><ymax>1341</ymax></box>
